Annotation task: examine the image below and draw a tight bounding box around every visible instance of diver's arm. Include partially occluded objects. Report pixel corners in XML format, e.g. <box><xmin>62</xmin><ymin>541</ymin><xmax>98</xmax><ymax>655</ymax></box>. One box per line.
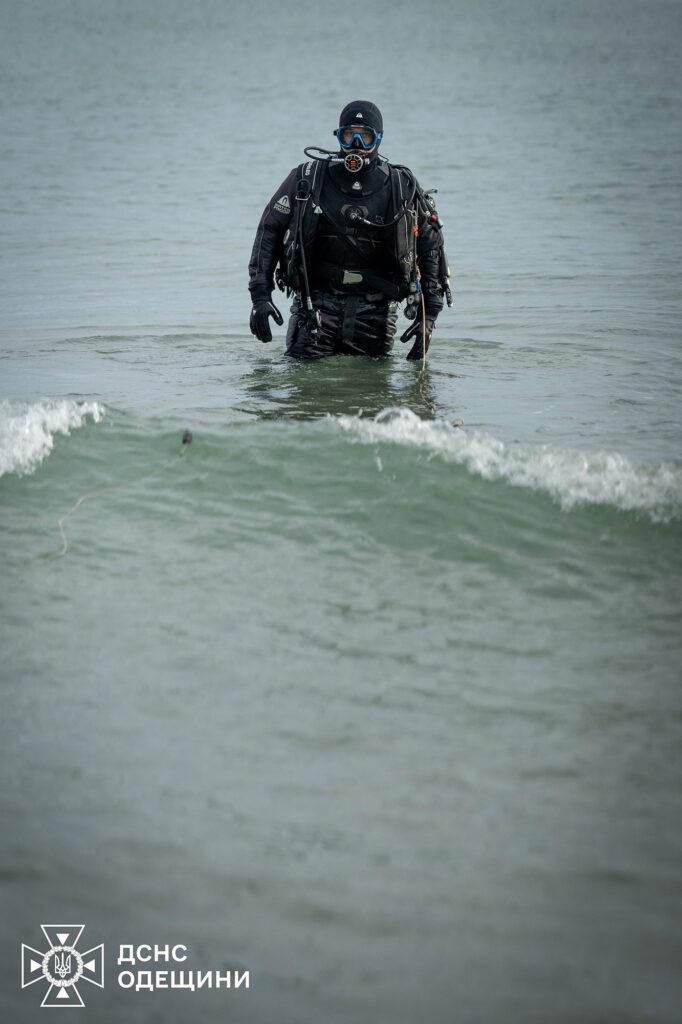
<box><xmin>416</xmin><ymin>205</ymin><xmax>445</xmax><ymax>320</ymax></box>
<box><xmin>248</xmin><ymin>168</ymin><xmax>299</xmax><ymax>302</ymax></box>
<box><xmin>400</xmin><ymin>184</ymin><xmax>446</xmax><ymax>359</ymax></box>
<box><xmin>401</xmin><ymin>245</ymin><xmax>443</xmax><ymax>360</ymax></box>
<box><xmin>417</xmin><ymin>247</ymin><xmax>445</xmax><ymax>319</ymax></box>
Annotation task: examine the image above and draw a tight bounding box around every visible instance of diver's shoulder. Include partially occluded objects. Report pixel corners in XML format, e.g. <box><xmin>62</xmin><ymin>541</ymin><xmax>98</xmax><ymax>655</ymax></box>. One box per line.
<box><xmin>380</xmin><ymin>156</ymin><xmax>417</xmax><ymax>180</ymax></box>
<box><xmin>297</xmin><ymin>157</ymin><xmax>327</xmax><ymax>177</ymax></box>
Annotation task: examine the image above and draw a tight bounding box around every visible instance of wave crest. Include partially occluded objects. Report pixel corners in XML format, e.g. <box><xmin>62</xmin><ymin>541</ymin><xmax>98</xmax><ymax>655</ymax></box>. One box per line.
<box><xmin>0</xmin><ymin>399</ymin><xmax>105</xmax><ymax>478</ymax></box>
<box><xmin>337</xmin><ymin>408</ymin><xmax>682</xmax><ymax>522</ymax></box>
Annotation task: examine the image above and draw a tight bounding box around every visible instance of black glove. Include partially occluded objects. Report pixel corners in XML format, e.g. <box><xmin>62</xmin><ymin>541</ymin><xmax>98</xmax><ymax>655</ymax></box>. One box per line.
<box><xmin>400</xmin><ymin>316</ymin><xmax>436</xmax><ymax>361</ymax></box>
<box><xmin>249</xmin><ymin>297</ymin><xmax>283</xmax><ymax>343</ymax></box>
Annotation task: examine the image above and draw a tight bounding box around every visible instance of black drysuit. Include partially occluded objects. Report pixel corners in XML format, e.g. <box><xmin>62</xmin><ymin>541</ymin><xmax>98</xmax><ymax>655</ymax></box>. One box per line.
<box><xmin>248</xmin><ymin>156</ymin><xmax>445</xmax><ymax>358</ymax></box>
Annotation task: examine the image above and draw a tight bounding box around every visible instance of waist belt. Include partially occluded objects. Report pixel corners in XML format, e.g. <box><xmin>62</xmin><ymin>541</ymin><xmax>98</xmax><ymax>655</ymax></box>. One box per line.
<box><xmin>315</xmin><ymin>262</ymin><xmax>402</xmax><ymax>300</ymax></box>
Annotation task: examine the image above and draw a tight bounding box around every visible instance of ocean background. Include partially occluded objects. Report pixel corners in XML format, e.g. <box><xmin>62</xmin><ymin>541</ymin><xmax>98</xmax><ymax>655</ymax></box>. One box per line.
<box><xmin>1</xmin><ymin>0</ymin><xmax>681</xmax><ymax>1021</ymax></box>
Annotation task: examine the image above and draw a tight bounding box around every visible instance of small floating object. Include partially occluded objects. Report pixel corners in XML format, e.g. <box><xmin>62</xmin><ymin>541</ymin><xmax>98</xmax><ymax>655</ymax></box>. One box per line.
<box><xmin>182</xmin><ymin>429</ymin><xmax>193</xmax><ymax>444</ymax></box>
<box><xmin>451</xmin><ymin>418</ymin><xmax>464</xmax><ymax>428</ymax></box>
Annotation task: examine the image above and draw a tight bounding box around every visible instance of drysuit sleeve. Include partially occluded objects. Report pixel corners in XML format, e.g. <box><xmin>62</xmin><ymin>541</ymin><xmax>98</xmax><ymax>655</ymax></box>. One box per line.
<box><xmin>248</xmin><ymin>167</ymin><xmax>299</xmax><ymax>303</ymax></box>
<box><xmin>415</xmin><ymin>184</ymin><xmax>446</xmax><ymax>320</ymax></box>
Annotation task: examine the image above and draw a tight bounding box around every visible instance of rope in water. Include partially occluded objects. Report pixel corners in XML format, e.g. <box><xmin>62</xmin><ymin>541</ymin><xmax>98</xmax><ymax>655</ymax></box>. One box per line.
<box><xmin>420</xmin><ymin>289</ymin><xmax>428</xmax><ymax>373</ymax></box>
<box><xmin>45</xmin><ymin>430</ymin><xmax>192</xmax><ymax>560</ymax></box>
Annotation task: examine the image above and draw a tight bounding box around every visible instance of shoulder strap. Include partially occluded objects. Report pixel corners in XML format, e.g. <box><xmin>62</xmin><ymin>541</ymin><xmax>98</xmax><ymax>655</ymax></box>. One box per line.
<box><xmin>295</xmin><ymin>158</ymin><xmax>323</xmax><ymax>197</ymax></box>
<box><xmin>388</xmin><ymin>165</ymin><xmax>413</xmax><ymax>285</ymax></box>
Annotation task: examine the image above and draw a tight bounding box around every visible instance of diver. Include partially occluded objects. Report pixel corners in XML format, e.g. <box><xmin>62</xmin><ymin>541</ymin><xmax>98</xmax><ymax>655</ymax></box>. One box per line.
<box><xmin>248</xmin><ymin>101</ymin><xmax>452</xmax><ymax>360</ymax></box>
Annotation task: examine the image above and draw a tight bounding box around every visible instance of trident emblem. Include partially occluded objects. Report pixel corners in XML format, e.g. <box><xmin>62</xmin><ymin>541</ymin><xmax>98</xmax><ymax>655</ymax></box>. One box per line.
<box><xmin>54</xmin><ymin>952</ymin><xmax>72</xmax><ymax>979</ymax></box>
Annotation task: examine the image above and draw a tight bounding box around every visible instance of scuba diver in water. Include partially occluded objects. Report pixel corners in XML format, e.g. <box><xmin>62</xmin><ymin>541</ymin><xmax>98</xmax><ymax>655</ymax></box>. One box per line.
<box><xmin>248</xmin><ymin>100</ymin><xmax>452</xmax><ymax>360</ymax></box>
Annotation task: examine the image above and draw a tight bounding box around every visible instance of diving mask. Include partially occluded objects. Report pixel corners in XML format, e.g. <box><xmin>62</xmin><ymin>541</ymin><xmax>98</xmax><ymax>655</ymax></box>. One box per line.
<box><xmin>334</xmin><ymin>124</ymin><xmax>383</xmax><ymax>151</ymax></box>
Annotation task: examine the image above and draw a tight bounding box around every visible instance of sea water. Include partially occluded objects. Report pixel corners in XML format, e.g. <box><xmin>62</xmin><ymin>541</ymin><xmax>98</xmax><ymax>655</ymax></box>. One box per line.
<box><xmin>1</xmin><ymin>1</ymin><xmax>681</xmax><ymax>1021</ymax></box>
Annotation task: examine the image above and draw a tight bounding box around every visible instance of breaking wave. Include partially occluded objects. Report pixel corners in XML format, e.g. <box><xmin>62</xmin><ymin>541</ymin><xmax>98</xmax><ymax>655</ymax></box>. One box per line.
<box><xmin>0</xmin><ymin>399</ymin><xmax>105</xmax><ymax>479</ymax></box>
<box><xmin>337</xmin><ymin>408</ymin><xmax>682</xmax><ymax>522</ymax></box>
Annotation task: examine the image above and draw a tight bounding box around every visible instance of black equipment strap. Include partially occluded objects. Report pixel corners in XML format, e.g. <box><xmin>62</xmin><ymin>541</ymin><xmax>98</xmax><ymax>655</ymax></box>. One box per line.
<box><xmin>341</xmin><ymin>295</ymin><xmax>360</xmax><ymax>344</ymax></box>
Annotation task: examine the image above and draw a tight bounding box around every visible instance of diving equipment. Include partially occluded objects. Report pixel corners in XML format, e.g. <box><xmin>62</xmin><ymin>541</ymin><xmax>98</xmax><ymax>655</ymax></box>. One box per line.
<box><xmin>334</xmin><ymin>125</ymin><xmax>383</xmax><ymax>151</ymax></box>
<box><xmin>248</xmin><ymin>100</ymin><xmax>452</xmax><ymax>361</ymax></box>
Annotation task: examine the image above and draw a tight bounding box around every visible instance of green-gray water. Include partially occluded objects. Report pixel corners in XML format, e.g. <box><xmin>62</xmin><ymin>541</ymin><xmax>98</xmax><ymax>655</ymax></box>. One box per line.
<box><xmin>1</xmin><ymin>1</ymin><xmax>681</xmax><ymax>1021</ymax></box>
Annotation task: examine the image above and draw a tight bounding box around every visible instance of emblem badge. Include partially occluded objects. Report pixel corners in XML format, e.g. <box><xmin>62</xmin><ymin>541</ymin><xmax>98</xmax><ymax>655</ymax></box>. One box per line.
<box><xmin>21</xmin><ymin>925</ymin><xmax>104</xmax><ymax>1008</ymax></box>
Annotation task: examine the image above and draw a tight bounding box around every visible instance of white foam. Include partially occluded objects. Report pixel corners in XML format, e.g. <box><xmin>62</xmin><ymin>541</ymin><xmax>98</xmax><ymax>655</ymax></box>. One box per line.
<box><xmin>337</xmin><ymin>408</ymin><xmax>682</xmax><ymax>522</ymax></box>
<box><xmin>0</xmin><ymin>399</ymin><xmax>105</xmax><ymax>478</ymax></box>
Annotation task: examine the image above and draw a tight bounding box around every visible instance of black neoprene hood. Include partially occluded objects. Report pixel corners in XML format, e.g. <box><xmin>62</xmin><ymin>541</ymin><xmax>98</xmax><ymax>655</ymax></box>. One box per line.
<box><xmin>338</xmin><ymin>100</ymin><xmax>383</xmax><ymax>134</ymax></box>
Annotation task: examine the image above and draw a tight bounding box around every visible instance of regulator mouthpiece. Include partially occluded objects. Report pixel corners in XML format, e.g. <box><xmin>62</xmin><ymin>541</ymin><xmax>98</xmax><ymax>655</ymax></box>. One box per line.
<box><xmin>343</xmin><ymin>152</ymin><xmax>366</xmax><ymax>173</ymax></box>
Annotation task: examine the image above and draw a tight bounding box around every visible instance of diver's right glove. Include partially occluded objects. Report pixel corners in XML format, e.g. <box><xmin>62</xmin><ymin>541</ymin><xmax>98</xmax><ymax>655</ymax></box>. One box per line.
<box><xmin>249</xmin><ymin>297</ymin><xmax>283</xmax><ymax>343</ymax></box>
<box><xmin>401</xmin><ymin>316</ymin><xmax>436</xmax><ymax>361</ymax></box>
